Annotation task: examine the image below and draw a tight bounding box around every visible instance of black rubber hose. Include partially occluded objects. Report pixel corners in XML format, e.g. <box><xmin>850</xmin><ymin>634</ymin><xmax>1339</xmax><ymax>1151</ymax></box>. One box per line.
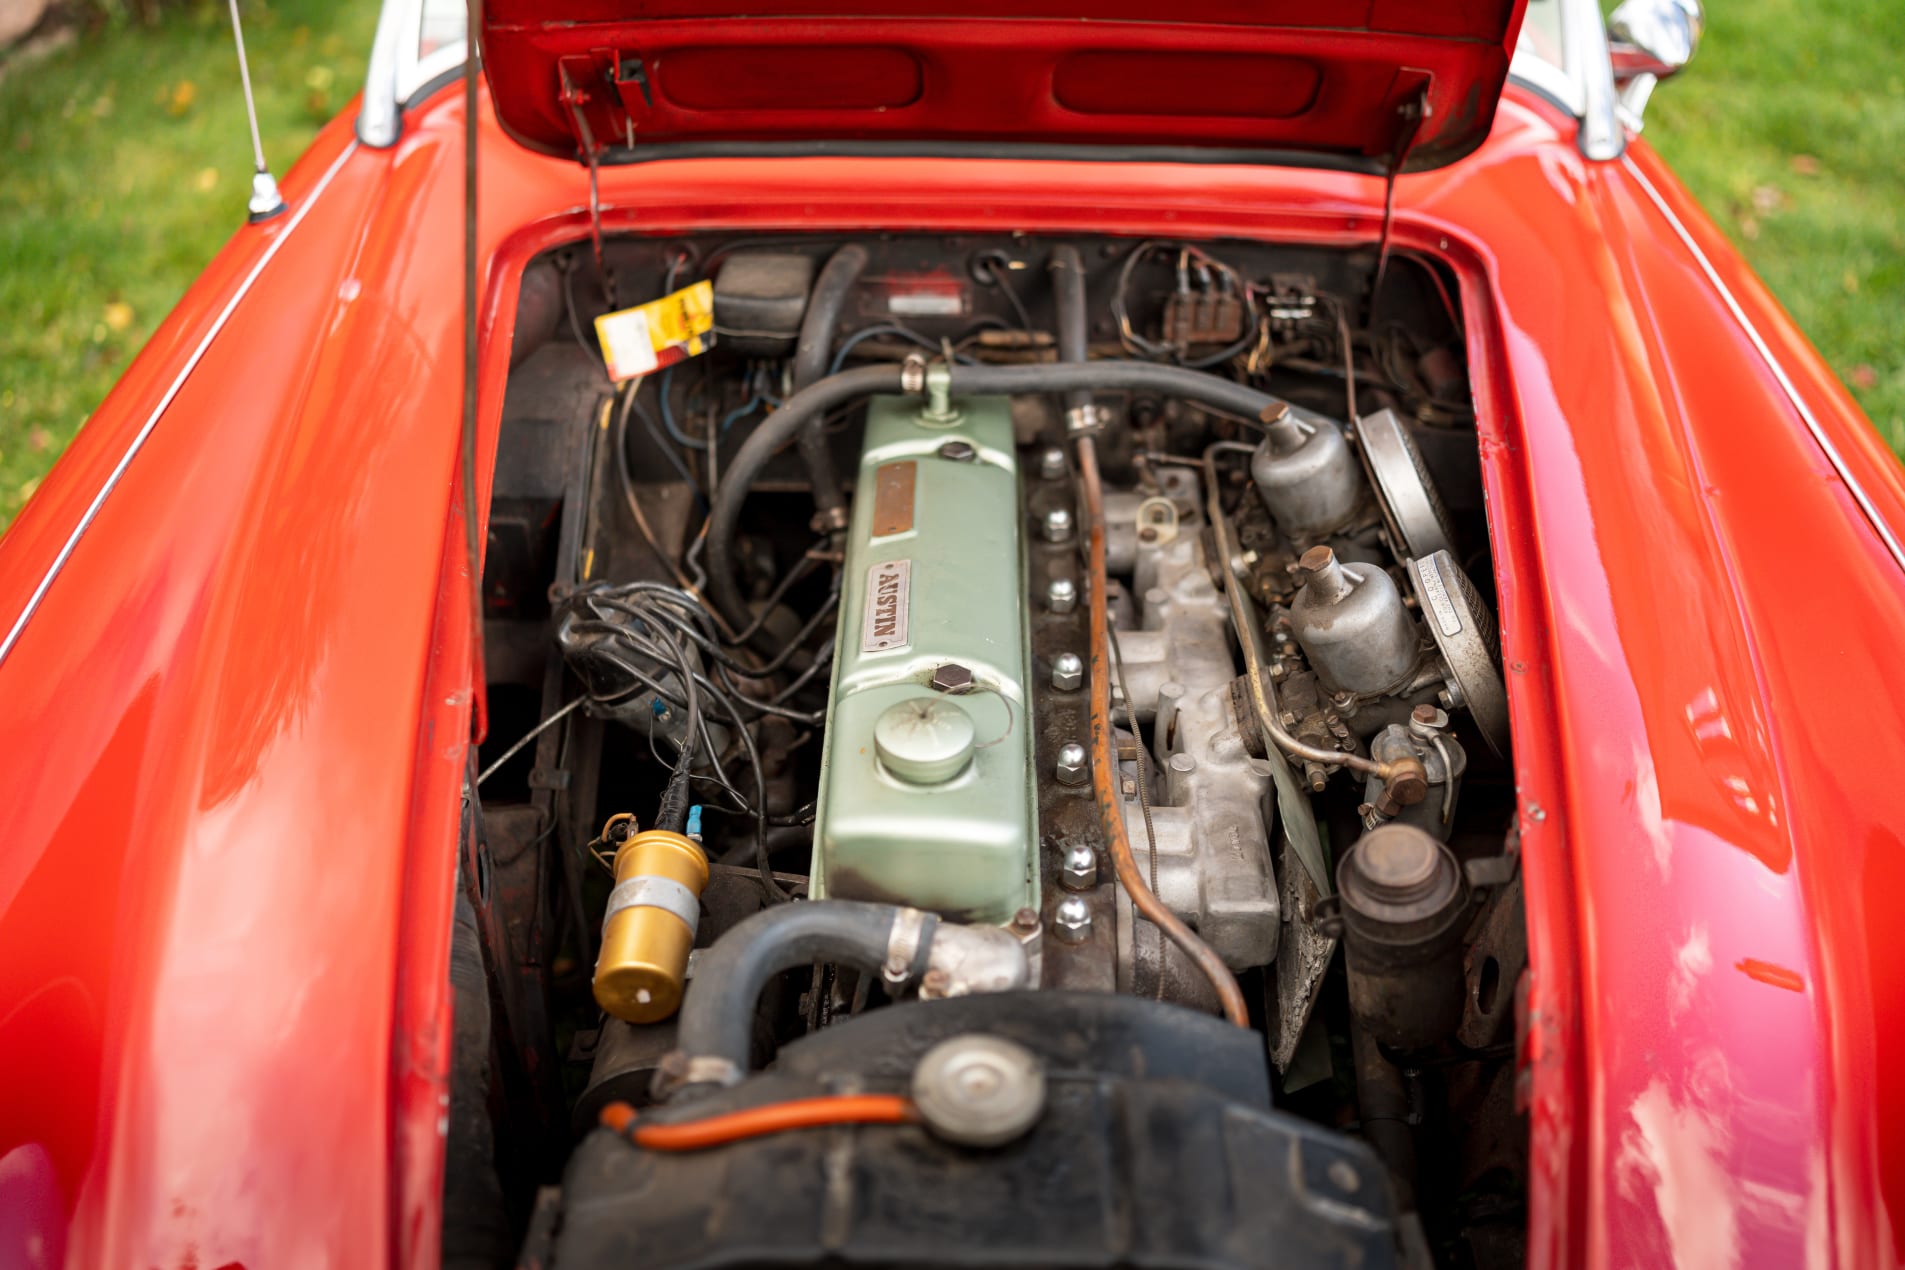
<box><xmin>673</xmin><ymin>900</ymin><xmax>935</xmax><ymax>1088</ymax></box>
<box><xmin>705</xmin><ymin>360</ymin><xmax>1281</xmax><ymax>633</ymax></box>
<box><xmin>1048</xmin><ymin>244</ymin><xmax>1092</xmax><ymax>418</ymax></box>
<box><xmin>706</xmin><ymin>364</ymin><xmax>904</xmax><ymax>633</ymax></box>
<box><xmin>791</xmin><ymin>244</ymin><xmax>870</xmax><ymax>531</ymax></box>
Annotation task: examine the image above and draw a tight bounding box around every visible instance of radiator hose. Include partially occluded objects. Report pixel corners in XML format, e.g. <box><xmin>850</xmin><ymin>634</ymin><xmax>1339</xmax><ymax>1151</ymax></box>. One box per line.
<box><xmin>703</xmin><ymin>359</ymin><xmax>1281</xmax><ymax>634</ymax></box>
<box><xmin>665</xmin><ymin>900</ymin><xmax>1029</xmax><ymax>1096</ymax></box>
<box><xmin>790</xmin><ymin>244</ymin><xmax>870</xmax><ymax>533</ymax></box>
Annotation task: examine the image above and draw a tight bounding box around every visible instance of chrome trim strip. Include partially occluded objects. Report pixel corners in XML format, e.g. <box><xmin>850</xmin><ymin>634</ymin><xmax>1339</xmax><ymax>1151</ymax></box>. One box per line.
<box><xmin>0</xmin><ymin>141</ymin><xmax>363</xmax><ymax>668</ymax></box>
<box><xmin>1622</xmin><ymin>155</ymin><xmax>1905</xmax><ymax>574</ymax></box>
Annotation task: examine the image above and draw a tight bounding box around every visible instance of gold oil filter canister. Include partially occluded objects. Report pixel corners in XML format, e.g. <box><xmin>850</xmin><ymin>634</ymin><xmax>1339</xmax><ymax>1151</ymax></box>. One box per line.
<box><xmin>592</xmin><ymin>827</ymin><xmax>709</xmax><ymax>1023</ymax></box>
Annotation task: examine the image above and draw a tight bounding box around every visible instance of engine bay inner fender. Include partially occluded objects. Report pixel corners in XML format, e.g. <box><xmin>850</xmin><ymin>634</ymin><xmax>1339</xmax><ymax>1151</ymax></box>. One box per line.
<box><xmin>474</xmin><ymin>231</ymin><xmax>1528</xmax><ymax>1270</ymax></box>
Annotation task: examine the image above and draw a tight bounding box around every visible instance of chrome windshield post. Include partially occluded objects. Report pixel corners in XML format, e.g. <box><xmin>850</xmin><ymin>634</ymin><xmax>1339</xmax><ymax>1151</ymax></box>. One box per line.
<box><xmin>1567</xmin><ymin>0</ymin><xmax>1628</xmax><ymax>161</ymax></box>
<box><xmin>357</xmin><ymin>0</ymin><xmax>469</xmax><ymax>149</ymax></box>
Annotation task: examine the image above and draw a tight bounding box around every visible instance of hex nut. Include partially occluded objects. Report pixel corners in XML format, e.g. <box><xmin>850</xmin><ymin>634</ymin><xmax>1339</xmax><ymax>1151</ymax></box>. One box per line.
<box><xmin>1038</xmin><ymin>447</ymin><xmax>1068</xmax><ymax>480</ymax></box>
<box><xmin>938</xmin><ymin>439</ymin><xmax>977</xmax><ymax>463</ymax></box>
<box><xmin>1050</xmin><ymin>652</ymin><xmax>1084</xmax><ymax>692</ymax></box>
<box><xmin>1060</xmin><ymin>842</ymin><xmax>1098</xmax><ymax>891</ymax></box>
<box><xmin>1055</xmin><ymin>741</ymin><xmax>1089</xmax><ymax>786</ymax></box>
<box><xmin>1054</xmin><ymin>896</ymin><xmax>1092</xmax><ymax>944</ymax></box>
<box><xmin>930</xmin><ymin>663</ymin><xmax>975</xmax><ymax>694</ymax></box>
<box><xmin>1042</xmin><ymin>506</ymin><xmax>1075</xmax><ymax>543</ymax></box>
<box><xmin>1046</xmin><ymin>577</ymin><xmax>1078</xmax><ymax>615</ymax></box>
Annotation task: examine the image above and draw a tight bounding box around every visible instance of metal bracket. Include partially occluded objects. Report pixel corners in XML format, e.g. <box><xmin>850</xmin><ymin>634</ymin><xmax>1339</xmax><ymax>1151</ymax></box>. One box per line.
<box><xmin>1064</xmin><ymin>403</ymin><xmax>1108</xmax><ymax>436</ymax></box>
<box><xmin>559</xmin><ymin>63</ymin><xmax>619</xmax><ymax>309</ymax></box>
<box><xmin>1372</xmin><ymin>78</ymin><xmax>1431</xmax><ymax>300</ymax></box>
<box><xmin>919</xmin><ymin>362</ymin><xmax>960</xmax><ymax>425</ymax></box>
<box><xmin>528</xmin><ymin>766</ymin><xmax>572</xmax><ymax>791</ymax></box>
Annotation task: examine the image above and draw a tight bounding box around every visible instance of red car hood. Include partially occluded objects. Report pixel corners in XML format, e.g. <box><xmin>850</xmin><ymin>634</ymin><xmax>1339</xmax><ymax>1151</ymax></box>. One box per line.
<box><xmin>480</xmin><ymin>0</ymin><xmax>1528</xmax><ymax>173</ymax></box>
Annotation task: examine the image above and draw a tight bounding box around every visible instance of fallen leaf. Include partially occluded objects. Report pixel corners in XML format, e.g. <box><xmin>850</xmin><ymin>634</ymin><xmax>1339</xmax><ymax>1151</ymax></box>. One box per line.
<box><xmin>29</xmin><ymin>428</ymin><xmax>53</xmax><ymax>453</ymax></box>
<box><xmin>1739</xmin><ymin>215</ymin><xmax>1760</xmax><ymax>241</ymax></box>
<box><xmin>305</xmin><ymin>65</ymin><xmax>334</xmax><ymax>91</ymax></box>
<box><xmin>103</xmin><ymin>301</ymin><xmax>133</xmax><ymax>332</ymax></box>
<box><xmin>1850</xmin><ymin>364</ymin><xmax>1879</xmax><ymax>390</ymax></box>
<box><xmin>1843</xmin><ymin>269</ymin><xmax>1860</xmax><ymax>294</ymax></box>
<box><xmin>1750</xmin><ymin>184</ymin><xmax>1785</xmax><ymax>213</ymax></box>
<box><xmin>91</xmin><ymin>323</ymin><xmax>107</xmax><ymax>344</ymax></box>
<box><xmin>18</xmin><ymin>477</ymin><xmax>41</xmax><ymax>502</ymax></box>
<box><xmin>1788</xmin><ymin>154</ymin><xmax>1821</xmax><ymax>176</ymax></box>
<box><xmin>168</xmin><ymin>80</ymin><xmax>197</xmax><ymax>116</ymax></box>
<box><xmin>90</xmin><ymin>95</ymin><xmax>113</xmax><ymax>118</ymax></box>
<box><xmin>194</xmin><ymin>167</ymin><xmax>219</xmax><ymax>192</ymax></box>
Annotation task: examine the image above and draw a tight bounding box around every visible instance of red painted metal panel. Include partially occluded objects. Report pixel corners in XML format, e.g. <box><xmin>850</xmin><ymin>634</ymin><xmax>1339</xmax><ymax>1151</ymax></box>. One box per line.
<box><xmin>0</xmin><ymin>80</ymin><xmax>1899</xmax><ymax>1269</ymax></box>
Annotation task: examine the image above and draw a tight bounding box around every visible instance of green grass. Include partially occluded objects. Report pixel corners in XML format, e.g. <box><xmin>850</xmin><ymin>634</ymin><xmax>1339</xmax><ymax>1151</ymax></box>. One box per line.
<box><xmin>0</xmin><ymin>0</ymin><xmax>375</xmax><ymax>527</ymax></box>
<box><xmin>1641</xmin><ymin>0</ymin><xmax>1905</xmax><ymax>457</ymax></box>
<box><xmin>0</xmin><ymin>0</ymin><xmax>1898</xmax><ymax>534</ymax></box>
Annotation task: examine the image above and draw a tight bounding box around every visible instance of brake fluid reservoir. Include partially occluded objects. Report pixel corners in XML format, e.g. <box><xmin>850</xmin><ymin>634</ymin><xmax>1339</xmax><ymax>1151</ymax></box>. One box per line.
<box><xmin>809</xmin><ymin>394</ymin><xmax>1037</xmax><ymax>924</ymax></box>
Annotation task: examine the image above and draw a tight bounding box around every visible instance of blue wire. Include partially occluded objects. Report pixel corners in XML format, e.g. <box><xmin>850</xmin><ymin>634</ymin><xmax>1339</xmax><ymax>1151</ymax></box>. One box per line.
<box><xmin>655</xmin><ymin>365</ymin><xmax>708</xmax><ymax>451</ymax></box>
<box><xmin>828</xmin><ymin>324</ymin><xmax>983</xmax><ymax>376</ymax></box>
<box><xmin>719</xmin><ymin>395</ymin><xmax>764</xmax><ymax>434</ymax></box>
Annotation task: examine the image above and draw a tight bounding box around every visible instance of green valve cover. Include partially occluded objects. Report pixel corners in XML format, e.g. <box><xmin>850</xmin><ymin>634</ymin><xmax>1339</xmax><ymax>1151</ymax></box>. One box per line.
<box><xmin>809</xmin><ymin>394</ymin><xmax>1037</xmax><ymax>924</ymax></box>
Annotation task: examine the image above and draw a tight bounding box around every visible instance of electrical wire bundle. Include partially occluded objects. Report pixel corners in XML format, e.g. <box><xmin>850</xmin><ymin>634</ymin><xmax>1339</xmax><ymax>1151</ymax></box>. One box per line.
<box><xmin>1112</xmin><ymin>240</ymin><xmax>1266</xmax><ymax>370</ymax></box>
<box><xmin>555</xmin><ymin>579</ymin><xmax>841</xmax><ymax>902</ymax></box>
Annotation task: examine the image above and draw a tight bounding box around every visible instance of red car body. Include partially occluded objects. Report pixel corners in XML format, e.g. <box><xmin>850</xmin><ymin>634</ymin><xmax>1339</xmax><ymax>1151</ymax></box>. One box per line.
<box><xmin>2</xmin><ymin>13</ymin><xmax>1903</xmax><ymax>1268</ymax></box>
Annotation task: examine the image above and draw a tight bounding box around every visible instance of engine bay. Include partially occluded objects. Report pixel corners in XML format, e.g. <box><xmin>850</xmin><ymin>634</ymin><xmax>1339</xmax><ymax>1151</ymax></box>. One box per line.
<box><xmin>459</xmin><ymin>231</ymin><xmax>1528</xmax><ymax>1269</ymax></box>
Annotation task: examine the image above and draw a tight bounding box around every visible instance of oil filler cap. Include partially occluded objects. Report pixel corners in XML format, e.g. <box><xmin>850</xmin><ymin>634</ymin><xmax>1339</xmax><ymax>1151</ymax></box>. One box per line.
<box><xmin>874</xmin><ymin>697</ymin><xmax>976</xmax><ymax>784</ymax></box>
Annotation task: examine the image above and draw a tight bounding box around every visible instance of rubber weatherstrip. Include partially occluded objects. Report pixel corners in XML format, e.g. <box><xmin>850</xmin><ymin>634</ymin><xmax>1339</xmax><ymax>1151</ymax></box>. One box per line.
<box><xmin>0</xmin><ymin>139</ymin><xmax>363</xmax><ymax>667</ymax></box>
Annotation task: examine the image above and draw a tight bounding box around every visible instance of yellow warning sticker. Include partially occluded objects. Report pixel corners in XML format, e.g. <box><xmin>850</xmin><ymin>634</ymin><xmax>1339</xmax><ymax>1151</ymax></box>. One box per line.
<box><xmin>594</xmin><ymin>280</ymin><xmax>716</xmax><ymax>382</ymax></box>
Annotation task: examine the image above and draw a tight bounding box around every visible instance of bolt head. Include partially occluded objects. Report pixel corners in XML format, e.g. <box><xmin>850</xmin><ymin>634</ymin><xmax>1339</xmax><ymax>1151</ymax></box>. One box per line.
<box><xmin>1054</xmin><ymin>896</ymin><xmax>1092</xmax><ymax>943</ymax></box>
<box><xmin>1045</xmin><ymin>576</ymin><xmax>1078</xmax><ymax>614</ymax></box>
<box><xmin>1050</xmin><ymin>652</ymin><xmax>1084</xmax><ymax>691</ymax></box>
<box><xmin>1055</xmin><ymin>741</ymin><xmax>1089</xmax><ymax>786</ymax></box>
<box><xmin>1038</xmin><ymin>447</ymin><xmax>1068</xmax><ymax>480</ymax></box>
<box><xmin>1409</xmin><ymin>704</ymin><xmax>1450</xmax><ymax>738</ymax></box>
<box><xmin>1011</xmin><ymin>906</ymin><xmax>1040</xmax><ymax>932</ymax></box>
<box><xmin>1041</xmin><ymin>506</ymin><xmax>1076</xmax><ymax>543</ymax></box>
<box><xmin>938</xmin><ymin>439</ymin><xmax>977</xmax><ymax>463</ymax></box>
<box><xmin>1060</xmin><ymin>842</ymin><xmax>1098</xmax><ymax>891</ymax></box>
<box><xmin>930</xmin><ymin>663</ymin><xmax>975</xmax><ymax>694</ymax></box>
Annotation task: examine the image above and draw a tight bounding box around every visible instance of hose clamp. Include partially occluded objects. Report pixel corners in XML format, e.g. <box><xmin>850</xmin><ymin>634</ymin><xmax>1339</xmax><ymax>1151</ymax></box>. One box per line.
<box><xmin>883</xmin><ymin>906</ymin><xmax>934</xmax><ymax>985</ymax></box>
<box><xmin>1065</xmin><ymin>403</ymin><xmax>1107</xmax><ymax>436</ymax></box>
<box><xmin>900</xmin><ymin>353</ymin><xmax>928</xmax><ymax>394</ymax></box>
<box><xmin>603</xmin><ymin>875</ymin><xmax>701</xmax><ymax>935</ymax></box>
<box><xmin>651</xmin><ymin>1051</ymin><xmax>745</xmax><ymax>1098</ymax></box>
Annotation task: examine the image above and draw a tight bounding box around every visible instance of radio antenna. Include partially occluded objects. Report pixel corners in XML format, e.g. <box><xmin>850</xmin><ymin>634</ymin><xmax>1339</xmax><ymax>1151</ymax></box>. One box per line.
<box><xmin>225</xmin><ymin>0</ymin><xmax>287</xmax><ymax>222</ymax></box>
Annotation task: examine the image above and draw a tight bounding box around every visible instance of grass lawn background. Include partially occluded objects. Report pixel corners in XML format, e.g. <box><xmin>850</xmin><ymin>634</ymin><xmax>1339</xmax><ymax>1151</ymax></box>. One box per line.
<box><xmin>0</xmin><ymin>0</ymin><xmax>1899</xmax><ymax>532</ymax></box>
